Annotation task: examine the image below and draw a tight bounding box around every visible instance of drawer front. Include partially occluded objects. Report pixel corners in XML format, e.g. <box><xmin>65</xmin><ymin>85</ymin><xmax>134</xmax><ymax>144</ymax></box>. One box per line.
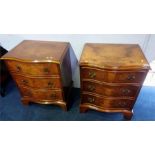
<box><xmin>6</xmin><ymin>60</ymin><xmax>60</xmax><ymax>76</ymax></box>
<box><xmin>81</xmin><ymin>67</ymin><xmax>147</xmax><ymax>84</ymax></box>
<box><xmin>82</xmin><ymin>93</ymin><xmax>134</xmax><ymax>109</ymax></box>
<box><xmin>20</xmin><ymin>87</ymin><xmax>63</xmax><ymax>101</ymax></box>
<box><xmin>82</xmin><ymin>80</ymin><xmax>139</xmax><ymax>97</ymax></box>
<box><xmin>13</xmin><ymin>74</ymin><xmax>62</xmax><ymax>89</ymax></box>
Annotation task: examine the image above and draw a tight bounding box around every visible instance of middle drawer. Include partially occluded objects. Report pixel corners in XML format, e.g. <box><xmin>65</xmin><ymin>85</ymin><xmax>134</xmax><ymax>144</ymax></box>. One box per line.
<box><xmin>82</xmin><ymin>80</ymin><xmax>139</xmax><ymax>98</ymax></box>
<box><xmin>12</xmin><ymin>74</ymin><xmax>62</xmax><ymax>89</ymax></box>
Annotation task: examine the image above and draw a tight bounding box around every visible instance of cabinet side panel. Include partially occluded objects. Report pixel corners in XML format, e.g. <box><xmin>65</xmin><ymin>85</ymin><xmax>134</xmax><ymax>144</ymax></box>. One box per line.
<box><xmin>60</xmin><ymin>48</ymin><xmax>72</xmax><ymax>87</ymax></box>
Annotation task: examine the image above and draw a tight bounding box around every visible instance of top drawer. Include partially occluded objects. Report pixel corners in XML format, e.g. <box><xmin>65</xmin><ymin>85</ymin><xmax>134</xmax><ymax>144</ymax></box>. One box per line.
<box><xmin>81</xmin><ymin>67</ymin><xmax>148</xmax><ymax>84</ymax></box>
<box><xmin>5</xmin><ymin>60</ymin><xmax>60</xmax><ymax>76</ymax></box>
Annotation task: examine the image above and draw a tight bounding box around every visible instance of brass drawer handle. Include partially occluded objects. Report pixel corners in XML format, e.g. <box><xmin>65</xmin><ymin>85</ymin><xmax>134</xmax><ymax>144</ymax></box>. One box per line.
<box><xmin>26</xmin><ymin>91</ymin><xmax>32</xmax><ymax>97</ymax></box>
<box><xmin>118</xmin><ymin>102</ymin><xmax>126</xmax><ymax>107</ymax></box>
<box><xmin>88</xmin><ymin>71</ymin><xmax>96</xmax><ymax>78</ymax></box>
<box><xmin>127</xmin><ymin>75</ymin><xmax>135</xmax><ymax>80</ymax></box>
<box><xmin>22</xmin><ymin>79</ymin><xmax>28</xmax><ymax>85</ymax></box>
<box><xmin>48</xmin><ymin>82</ymin><xmax>54</xmax><ymax>88</ymax></box>
<box><xmin>43</xmin><ymin>68</ymin><xmax>49</xmax><ymax>74</ymax></box>
<box><xmin>16</xmin><ymin>66</ymin><xmax>21</xmax><ymax>72</ymax></box>
<box><xmin>87</xmin><ymin>85</ymin><xmax>95</xmax><ymax>91</ymax></box>
<box><xmin>87</xmin><ymin>97</ymin><xmax>95</xmax><ymax>103</ymax></box>
<box><xmin>122</xmin><ymin>88</ymin><xmax>131</xmax><ymax>94</ymax></box>
<box><xmin>50</xmin><ymin>93</ymin><xmax>56</xmax><ymax>98</ymax></box>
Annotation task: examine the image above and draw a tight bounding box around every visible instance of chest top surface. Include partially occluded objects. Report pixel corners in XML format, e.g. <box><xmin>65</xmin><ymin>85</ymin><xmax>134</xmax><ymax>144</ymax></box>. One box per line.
<box><xmin>1</xmin><ymin>40</ymin><xmax>69</xmax><ymax>63</ymax></box>
<box><xmin>80</xmin><ymin>43</ymin><xmax>150</xmax><ymax>70</ymax></box>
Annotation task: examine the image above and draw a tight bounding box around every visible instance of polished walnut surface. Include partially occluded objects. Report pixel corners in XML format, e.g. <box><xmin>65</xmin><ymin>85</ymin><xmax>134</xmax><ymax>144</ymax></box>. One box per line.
<box><xmin>80</xmin><ymin>43</ymin><xmax>150</xmax><ymax>120</ymax></box>
<box><xmin>80</xmin><ymin>43</ymin><xmax>150</xmax><ymax>70</ymax></box>
<box><xmin>1</xmin><ymin>40</ymin><xmax>77</xmax><ymax>111</ymax></box>
<box><xmin>2</xmin><ymin>40</ymin><xmax>69</xmax><ymax>62</ymax></box>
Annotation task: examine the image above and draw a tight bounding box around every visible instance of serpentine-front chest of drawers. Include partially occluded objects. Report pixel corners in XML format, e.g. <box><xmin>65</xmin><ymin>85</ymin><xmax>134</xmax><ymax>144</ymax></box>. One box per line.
<box><xmin>80</xmin><ymin>43</ymin><xmax>150</xmax><ymax>120</ymax></box>
<box><xmin>1</xmin><ymin>40</ymin><xmax>77</xmax><ymax>111</ymax></box>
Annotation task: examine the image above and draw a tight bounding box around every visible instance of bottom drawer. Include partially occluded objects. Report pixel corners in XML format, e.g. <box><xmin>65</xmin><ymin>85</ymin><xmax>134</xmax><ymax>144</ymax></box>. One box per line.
<box><xmin>81</xmin><ymin>93</ymin><xmax>134</xmax><ymax>109</ymax></box>
<box><xmin>20</xmin><ymin>87</ymin><xmax>63</xmax><ymax>101</ymax></box>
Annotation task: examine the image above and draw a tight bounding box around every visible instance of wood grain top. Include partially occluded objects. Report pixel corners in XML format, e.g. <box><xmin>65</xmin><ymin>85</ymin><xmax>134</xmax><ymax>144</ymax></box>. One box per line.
<box><xmin>1</xmin><ymin>40</ymin><xmax>69</xmax><ymax>63</ymax></box>
<box><xmin>80</xmin><ymin>43</ymin><xmax>150</xmax><ymax>70</ymax></box>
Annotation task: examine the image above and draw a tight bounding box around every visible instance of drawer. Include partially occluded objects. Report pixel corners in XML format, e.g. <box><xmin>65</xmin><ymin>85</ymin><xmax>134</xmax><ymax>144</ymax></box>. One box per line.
<box><xmin>13</xmin><ymin>74</ymin><xmax>62</xmax><ymax>89</ymax></box>
<box><xmin>6</xmin><ymin>60</ymin><xmax>60</xmax><ymax>76</ymax></box>
<box><xmin>82</xmin><ymin>80</ymin><xmax>139</xmax><ymax>97</ymax></box>
<box><xmin>81</xmin><ymin>93</ymin><xmax>134</xmax><ymax>109</ymax></box>
<box><xmin>20</xmin><ymin>87</ymin><xmax>63</xmax><ymax>101</ymax></box>
<box><xmin>81</xmin><ymin>67</ymin><xmax>147</xmax><ymax>84</ymax></box>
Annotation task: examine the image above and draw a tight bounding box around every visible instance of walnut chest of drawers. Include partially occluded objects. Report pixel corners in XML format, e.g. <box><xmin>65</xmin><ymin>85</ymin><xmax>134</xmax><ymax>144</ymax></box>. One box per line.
<box><xmin>79</xmin><ymin>43</ymin><xmax>150</xmax><ymax>120</ymax></box>
<box><xmin>1</xmin><ymin>40</ymin><xmax>77</xmax><ymax>111</ymax></box>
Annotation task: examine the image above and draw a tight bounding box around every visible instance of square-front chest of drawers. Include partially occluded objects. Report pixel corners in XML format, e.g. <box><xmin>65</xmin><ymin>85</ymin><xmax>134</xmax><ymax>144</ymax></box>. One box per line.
<box><xmin>1</xmin><ymin>40</ymin><xmax>77</xmax><ymax>111</ymax></box>
<box><xmin>79</xmin><ymin>43</ymin><xmax>150</xmax><ymax>120</ymax></box>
